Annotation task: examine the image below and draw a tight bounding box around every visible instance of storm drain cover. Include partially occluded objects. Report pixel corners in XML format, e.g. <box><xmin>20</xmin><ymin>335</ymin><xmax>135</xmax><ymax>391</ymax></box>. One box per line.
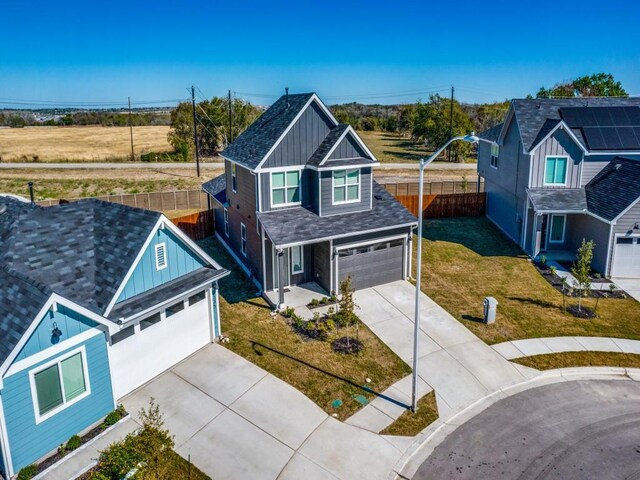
<box><xmin>353</xmin><ymin>394</ymin><xmax>369</xmax><ymax>405</ymax></box>
<box><xmin>331</xmin><ymin>399</ymin><xmax>343</xmax><ymax>409</ymax></box>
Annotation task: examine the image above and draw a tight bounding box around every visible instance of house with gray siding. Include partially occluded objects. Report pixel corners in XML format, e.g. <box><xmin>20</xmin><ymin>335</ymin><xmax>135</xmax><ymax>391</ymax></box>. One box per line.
<box><xmin>0</xmin><ymin>197</ymin><xmax>228</xmax><ymax>477</ymax></box>
<box><xmin>203</xmin><ymin>93</ymin><xmax>417</xmax><ymax>306</ymax></box>
<box><xmin>478</xmin><ymin>98</ymin><xmax>640</xmax><ymax>278</ymax></box>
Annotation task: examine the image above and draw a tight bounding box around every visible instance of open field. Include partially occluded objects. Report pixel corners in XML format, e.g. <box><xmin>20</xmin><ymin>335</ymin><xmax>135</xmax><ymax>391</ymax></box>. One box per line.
<box><xmin>419</xmin><ymin>217</ymin><xmax>640</xmax><ymax>345</ymax></box>
<box><xmin>0</xmin><ymin>125</ymin><xmax>171</xmax><ymax>162</ymax></box>
<box><xmin>357</xmin><ymin>130</ymin><xmax>476</xmax><ymax>164</ymax></box>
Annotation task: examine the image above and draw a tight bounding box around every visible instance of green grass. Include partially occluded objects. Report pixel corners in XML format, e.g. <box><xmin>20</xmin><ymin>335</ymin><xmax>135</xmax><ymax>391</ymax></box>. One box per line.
<box><xmin>379</xmin><ymin>391</ymin><xmax>439</xmax><ymax>436</ymax></box>
<box><xmin>198</xmin><ymin>237</ymin><xmax>412</xmax><ymax>420</ymax></box>
<box><xmin>512</xmin><ymin>351</ymin><xmax>640</xmax><ymax>370</ymax></box>
<box><xmin>164</xmin><ymin>450</ymin><xmax>211</xmax><ymax>480</ymax></box>
<box><xmin>419</xmin><ymin>217</ymin><xmax>640</xmax><ymax>344</ymax></box>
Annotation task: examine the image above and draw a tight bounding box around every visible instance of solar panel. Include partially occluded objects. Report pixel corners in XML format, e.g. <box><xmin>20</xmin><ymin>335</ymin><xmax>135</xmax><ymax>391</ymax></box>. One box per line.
<box><xmin>583</xmin><ymin>126</ymin><xmax>640</xmax><ymax>150</ymax></box>
<box><xmin>560</xmin><ymin>106</ymin><xmax>640</xmax><ymax>128</ymax></box>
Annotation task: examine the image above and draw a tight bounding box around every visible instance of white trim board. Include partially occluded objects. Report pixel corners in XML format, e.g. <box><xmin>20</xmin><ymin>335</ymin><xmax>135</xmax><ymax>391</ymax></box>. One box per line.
<box><xmin>528</xmin><ymin>121</ymin><xmax>587</xmax><ymax>155</ymax></box>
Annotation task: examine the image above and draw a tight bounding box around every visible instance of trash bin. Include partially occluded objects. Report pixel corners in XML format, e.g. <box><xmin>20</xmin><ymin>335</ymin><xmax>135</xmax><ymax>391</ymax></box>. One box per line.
<box><xmin>483</xmin><ymin>297</ymin><xmax>498</xmax><ymax>324</ymax></box>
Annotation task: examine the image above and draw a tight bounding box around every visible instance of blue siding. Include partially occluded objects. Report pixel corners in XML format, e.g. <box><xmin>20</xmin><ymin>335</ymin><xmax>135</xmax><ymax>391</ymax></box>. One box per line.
<box><xmin>117</xmin><ymin>228</ymin><xmax>206</xmax><ymax>302</ymax></box>
<box><xmin>14</xmin><ymin>305</ymin><xmax>98</xmax><ymax>362</ymax></box>
<box><xmin>2</xmin><ymin>333</ymin><xmax>114</xmax><ymax>472</ymax></box>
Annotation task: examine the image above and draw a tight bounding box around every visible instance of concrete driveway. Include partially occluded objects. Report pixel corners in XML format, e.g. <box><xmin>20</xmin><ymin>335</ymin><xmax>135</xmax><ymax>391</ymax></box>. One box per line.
<box><xmin>413</xmin><ymin>379</ymin><xmax>640</xmax><ymax>479</ymax></box>
<box><xmin>613</xmin><ymin>277</ymin><xmax>640</xmax><ymax>302</ymax></box>
<box><xmin>123</xmin><ymin>344</ymin><xmax>406</xmax><ymax>480</ymax></box>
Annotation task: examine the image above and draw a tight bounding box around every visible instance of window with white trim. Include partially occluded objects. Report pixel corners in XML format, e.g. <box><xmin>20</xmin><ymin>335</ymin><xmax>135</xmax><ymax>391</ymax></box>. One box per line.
<box><xmin>231</xmin><ymin>163</ymin><xmax>238</xmax><ymax>192</ymax></box>
<box><xmin>271</xmin><ymin>170</ymin><xmax>301</xmax><ymax>207</ymax></box>
<box><xmin>549</xmin><ymin>214</ymin><xmax>566</xmax><ymax>243</ymax></box>
<box><xmin>31</xmin><ymin>348</ymin><xmax>89</xmax><ymax>421</ymax></box>
<box><xmin>155</xmin><ymin>243</ymin><xmax>167</xmax><ymax>271</ymax></box>
<box><xmin>223</xmin><ymin>207</ymin><xmax>229</xmax><ymax>237</ymax></box>
<box><xmin>240</xmin><ymin>223</ymin><xmax>247</xmax><ymax>257</ymax></box>
<box><xmin>333</xmin><ymin>169</ymin><xmax>360</xmax><ymax>204</ymax></box>
<box><xmin>544</xmin><ymin>156</ymin><xmax>568</xmax><ymax>186</ymax></box>
<box><xmin>490</xmin><ymin>144</ymin><xmax>499</xmax><ymax>168</ymax></box>
<box><xmin>291</xmin><ymin>245</ymin><xmax>303</xmax><ymax>274</ymax></box>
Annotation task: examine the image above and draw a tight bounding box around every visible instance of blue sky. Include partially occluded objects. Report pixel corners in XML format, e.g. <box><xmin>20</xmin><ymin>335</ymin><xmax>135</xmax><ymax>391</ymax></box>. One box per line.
<box><xmin>2</xmin><ymin>0</ymin><xmax>639</xmax><ymax>107</ymax></box>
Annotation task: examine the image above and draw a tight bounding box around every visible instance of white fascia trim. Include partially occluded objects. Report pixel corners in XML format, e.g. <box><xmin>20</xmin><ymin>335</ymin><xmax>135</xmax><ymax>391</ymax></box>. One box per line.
<box><xmin>605</xmin><ymin>224</ymin><xmax>614</xmax><ymax>277</ymax></box>
<box><xmin>6</xmin><ymin>328</ymin><xmax>102</xmax><ymax>378</ymax></box>
<box><xmin>0</xmin><ymin>392</ymin><xmax>14</xmax><ymax>478</ymax></box>
<box><xmin>497</xmin><ymin>105</ymin><xmax>514</xmax><ymax>145</ymax></box>
<box><xmin>528</xmin><ymin>121</ymin><xmax>587</xmax><ymax>155</ymax></box>
<box><xmin>104</xmin><ymin>216</ymin><xmax>224</xmax><ymax>316</ymax></box>
<box><xmin>0</xmin><ymin>294</ymin><xmax>114</xmax><ymax>382</ymax></box>
<box><xmin>318</xmin><ymin>126</ymin><xmax>351</xmax><ymax>166</ymax></box>
<box><xmin>254</xmin><ymin>94</ymin><xmax>339</xmax><ymax>173</ymax></box>
<box><xmin>586</xmin><ymin>150</ymin><xmax>640</xmax><ymax>156</ymax></box>
<box><xmin>318</xmin><ymin>126</ymin><xmax>380</xmax><ymax>167</ymax></box>
<box><xmin>611</xmin><ymin>195</ymin><xmax>640</xmax><ymax>224</ymax></box>
<box><xmin>272</xmin><ymin>221</ymin><xmax>418</xmax><ymax>249</ymax></box>
<box><xmin>306</xmin><ymin>161</ymin><xmax>380</xmax><ymax>172</ymax></box>
<box><xmin>333</xmin><ymin>233</ymin><xmax>408</xmax><ymax>251</ymax></box>
<box><xmin>259</xmin><ymin>165</ymin><xmax>306</xmax><ymax>173</ymax></box>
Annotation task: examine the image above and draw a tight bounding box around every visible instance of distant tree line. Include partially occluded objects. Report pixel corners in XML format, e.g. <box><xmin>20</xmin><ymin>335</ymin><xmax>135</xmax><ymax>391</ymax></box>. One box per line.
<box><xmin>0</xmin><ymin>109</ymin><xmax>171</xmax><ymax>128</ymax></box>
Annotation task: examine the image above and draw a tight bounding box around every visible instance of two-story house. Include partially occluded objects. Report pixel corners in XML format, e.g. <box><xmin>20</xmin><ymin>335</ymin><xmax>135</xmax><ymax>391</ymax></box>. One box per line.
<box><xmin>0</xmin><ymin>197</ymin><xmax>228</xmax><ymax>477</ymax></box>
<box><xmin>477</xmin><ymin>98</ymin><xmax>640</xmax><ymax>278</ymax></box>
<box><xmin>203</xmin><ymin>92</ymin><xmax>417</xmax><ymax>306</ymax></box>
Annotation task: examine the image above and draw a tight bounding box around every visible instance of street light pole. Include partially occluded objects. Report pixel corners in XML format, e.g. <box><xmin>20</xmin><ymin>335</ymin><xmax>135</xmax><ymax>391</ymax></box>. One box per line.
<box><xmin>411</xmin><ymin>133</ymin><xmax>478</xmax><ymax>413</ymax></box>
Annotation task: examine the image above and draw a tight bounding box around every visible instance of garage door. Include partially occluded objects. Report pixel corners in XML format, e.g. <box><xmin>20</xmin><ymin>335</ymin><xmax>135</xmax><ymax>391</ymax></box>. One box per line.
<box><xmin>612</xmin><ymin>236</ymin><xmax>640</xmax><ymax>278</ymax></box>
<box><xmin>338</xmin><ymin>238</ymin><xmax>405</xmax><ymax>290</ymax></box>
<box><xmin>109</xmin><ymin>291</ymin><xmax>212</xmax><ymax>400</ymax></box>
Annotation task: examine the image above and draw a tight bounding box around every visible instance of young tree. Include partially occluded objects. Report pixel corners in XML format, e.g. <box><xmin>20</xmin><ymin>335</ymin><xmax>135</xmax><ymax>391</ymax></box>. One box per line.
<box><xmin>536</xmin><ymin>73</ymin><xmax>627</xmax><ymax>98</ymax></box>
<box><xmin>338</xmin><ymin>276</ymin><xmax>358</xmax><ymax>345</ymax></box>
<box><xmin>571</xmin><ymin>239</ymin><xmax>595</xmax><ymax>312</ymax></box>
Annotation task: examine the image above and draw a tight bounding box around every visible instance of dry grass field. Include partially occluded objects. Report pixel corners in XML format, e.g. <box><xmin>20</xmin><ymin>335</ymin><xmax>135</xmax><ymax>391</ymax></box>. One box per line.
<box><xmin>0</xmin><ymin>125</ymin><xmax>171</xmax><ymax>162</ymax></box>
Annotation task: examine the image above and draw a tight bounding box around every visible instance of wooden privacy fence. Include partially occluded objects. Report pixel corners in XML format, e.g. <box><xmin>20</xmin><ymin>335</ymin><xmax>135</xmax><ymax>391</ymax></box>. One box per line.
<box><xmin>381</xmin><ymin>180</ymin><xmax>484</xmax><ymax>196</ymax></box>
<box><xmin>37</xmin><ymin>189</ymin><xmax>209</xmax><ymax>210</ymax></box>
<box><xmin>170</xmin><ymin>210</ymin><xmax>214</xmax><ymax>241</ymax></box>
<box><xmin>395</xmin><ymin>192</ymin><xmax>486</xmax><ymax>219</ymax></box>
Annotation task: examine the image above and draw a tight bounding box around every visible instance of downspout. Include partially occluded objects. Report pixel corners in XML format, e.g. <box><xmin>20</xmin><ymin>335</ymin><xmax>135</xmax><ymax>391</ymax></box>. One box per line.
<box><xmin>276</xmin><ymin>248</ymin><xmax>285</xmax><ymax>309</ymax></box>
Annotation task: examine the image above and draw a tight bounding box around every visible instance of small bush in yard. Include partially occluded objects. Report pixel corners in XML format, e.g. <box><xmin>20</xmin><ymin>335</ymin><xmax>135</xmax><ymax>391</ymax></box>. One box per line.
<box><xmin>66</xmin><ymin>434</ymin><xmax>82</xmax><ymax>451</ymax></box>
<box><xmin>103</xmin><ymin>404</ymin><xmax>126</xmax><ymax>428</ymax></box>
<box><xmin>311</xmin><ymin>298</ymin><xmax>320</xmax><ymax>307</ymax></box>
<box><xmin>17</xmin><ymin>465</ymin><xmax>38</xmax><ymax>480</ymax></box>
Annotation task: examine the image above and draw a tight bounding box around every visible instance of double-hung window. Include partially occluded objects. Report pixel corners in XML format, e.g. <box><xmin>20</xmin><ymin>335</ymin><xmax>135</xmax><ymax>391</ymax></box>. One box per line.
<box><xmin>240</xmin><ymin>223</ymin><xmax>247</xmax><ymax>256</ymax></box>
<box><xmin>333</xmin><ymin>169</ymin><xmax>360</xmax><ymax>204</ymax></box>
<box><xmin>291</xmin><ymin>245</ymin><xmax>303</xmax><ymax>274</ymax></box>
<box><xmin>490</xmin><ymin>144</ymin><xmax>499</xmax><ymax>168</ymax></box>
<box><xmin>271</xmin><ymin>170</ymin><xmax>301</xmax><ymax>207</ymax></box>
<box><xmin>544</xmin><ymin>156</ymin><xmax>568</xmax><ymax>186</ymax></box>
<box><xmin>31</xmin><ymin>348</ymin><xmax>89</xmax><ymax>422</ymax></box>
<box><xmin>231</xmin><ymin>163</ymin><xmax>237</xmax><ymax>192</ymax></box>
<box><xmin>223</xmin><ymin>207</ymin><xmax>229</xmax><ymax>237</ymax></box>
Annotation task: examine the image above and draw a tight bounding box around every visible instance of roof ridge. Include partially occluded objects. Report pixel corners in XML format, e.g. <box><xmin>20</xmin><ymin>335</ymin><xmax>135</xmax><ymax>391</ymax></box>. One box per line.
<box><xmin>1</xmin><ymin>264</ymin><xmax>51</xmax><ymax>296</ymax></box>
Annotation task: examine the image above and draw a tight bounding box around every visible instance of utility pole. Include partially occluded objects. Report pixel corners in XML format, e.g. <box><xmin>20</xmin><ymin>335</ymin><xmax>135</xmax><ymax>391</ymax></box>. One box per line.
<box><xmin>228</xmin><ymin>90</ymin><xmax>233</xmax><ymax>145</ymax></box>
<box><xmin>128</xmin><ymin>97</ymin><xmax>134</xmax><ymax>161</ymax></box>
<box><xmin>448</xmin><ymin>86</ymin><xmax>454</xmax><ymax>161</ymax></box>
<box><xmin>191</xmin><ymin>85</ymin><xmax>200</xmax><ymax>177</ymax></box>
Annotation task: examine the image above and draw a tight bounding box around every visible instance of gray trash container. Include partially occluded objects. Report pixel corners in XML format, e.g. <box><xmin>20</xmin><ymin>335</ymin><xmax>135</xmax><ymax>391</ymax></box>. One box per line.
<box><xmin>483</xmin><ymin>297</ymin><xmax>498</xmax><ymax>324</ymax></box>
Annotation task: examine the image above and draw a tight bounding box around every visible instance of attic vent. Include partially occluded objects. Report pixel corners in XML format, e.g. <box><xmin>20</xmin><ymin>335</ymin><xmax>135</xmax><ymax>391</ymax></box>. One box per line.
<box><xmin>155</xmin><ymin>243</ymin><xmax>167</xmax><ymax>271</ymax></box>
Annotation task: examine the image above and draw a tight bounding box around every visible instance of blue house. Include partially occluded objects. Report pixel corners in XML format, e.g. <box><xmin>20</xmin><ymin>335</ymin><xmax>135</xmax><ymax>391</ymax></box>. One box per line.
<box><xmin>0</xmin><ymin>197</ymin><xmax>228</xmax><ymax>477</ymax></box>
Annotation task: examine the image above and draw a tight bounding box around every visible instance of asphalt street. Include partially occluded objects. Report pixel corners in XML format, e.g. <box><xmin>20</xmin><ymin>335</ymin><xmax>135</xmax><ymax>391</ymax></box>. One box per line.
<box><xmin>414</xmin><ymin>379</ymin><xmax>640</xmax><ymax>480</ymax></box>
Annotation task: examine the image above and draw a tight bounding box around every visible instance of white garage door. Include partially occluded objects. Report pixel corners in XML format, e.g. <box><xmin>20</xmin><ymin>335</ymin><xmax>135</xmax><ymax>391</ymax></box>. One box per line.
<box><xmin>612</xmin><ymin>236</ymin><xmax>640</xmax><ymax>278</ymax></box>
<box><xmin>109</xmin><ymin>293</ymin><xmax>212</xmax><ymax>400</ymax></box>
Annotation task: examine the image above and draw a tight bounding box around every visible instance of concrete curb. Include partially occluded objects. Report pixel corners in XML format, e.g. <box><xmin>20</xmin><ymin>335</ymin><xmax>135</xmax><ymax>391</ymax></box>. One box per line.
<box><xmin>491</xmin><ymin>336</ymin><xmax>640</xmax><ymax>360</ymax></box>
<box><xmin>389</xmin><ymin>367</ymin><xmax>640</xmax><ymax>480</ymax></box>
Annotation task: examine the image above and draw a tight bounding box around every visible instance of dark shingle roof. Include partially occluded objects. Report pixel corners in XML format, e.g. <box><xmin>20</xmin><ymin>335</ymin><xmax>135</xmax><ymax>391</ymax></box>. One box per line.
<box><xmin>586</xmin><ymin>157</ymin><xmax>640</xmax><ymax>221</ymax></box>
<box><xmin>0</xmin><ymin>267</ymin><xmax>52</xmax><ymax>364</ymax></box>
<box><xmin>512</xmin><ymin>98</ymin><xmax>640</xmax><ymax>152</ymax></box>
<box><xmin>478</xmin><ymin>123</ymin><xmax>503</xmax><ymax>142</ymax></box>
<box><xmin>527</xmin><ymin>188</ymin><xmax>588</xmax><ymax>213</ymax></box>
<box><xmin>221</xmin><ymin>93</ymin><xmax>316</xmax><ymax>170</ymax></box>
<box><xmin>307</xmin><ymin>124</ymin><xmax>349</xmax><ymax>167</ymax></box>
<box><xmin>320</xmin><ymin>158</ymin><xmax>377</xmax><ymax>168</ymax></box>
<box><xmin>108</xmin><ymin>267</ymin><xmax>225</xmax><ymax>321</ymax></box>
<box><xmin>258</xmin><ymin>181</ymin><xmax>417</xmax><ymax>246</ymax></box>
<box><xmin>0</xmin><ymin>198</ymin><xmax>161</xmax><ymax>316</ymax></box>
<box><xmin>202</xmin><ymin>174</ymin><xmax>227</xmax><ymax>205</ymax></box>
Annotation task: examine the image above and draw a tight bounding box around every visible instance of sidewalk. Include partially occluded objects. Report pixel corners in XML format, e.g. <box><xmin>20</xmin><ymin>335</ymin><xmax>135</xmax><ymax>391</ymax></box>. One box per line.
<box><xmin>492</xmin><ymin>336</ymin><xmax>640</xmax><ymax>360</ymax></box>
<box><xmin>348</xmin><ymin>281</ymin><xmax>532</xmax><ymax>432</ymax></box>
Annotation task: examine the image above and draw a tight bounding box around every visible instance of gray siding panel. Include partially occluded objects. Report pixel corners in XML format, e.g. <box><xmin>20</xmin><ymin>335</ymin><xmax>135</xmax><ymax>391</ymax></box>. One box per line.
<box><xmin>263</xmin><ymin>102</ymin><xmax>333</xmax><ymax>168</ymax></box>
<box><xmin>568</xmin><ymin>214</ymin><xmax>611</xmax><ymax>275</ymax></box>
<box><xmin>328</xmin><ymin>133</ymin><xmax>367</xmax><ymax>160</ymax></box>
<box><xmin>320</xmin><ymin>167</ymin><xmax>372</xmax><ymax>216</ymax></box>
<box><xmin>485</xmin><ymin>177</ymin><xmax>521</xmax><ymax>243</ymax></box>
<box><xmin>530</xmin><ymin>129</ymin><xmax>582</xmax><ymax>188</ymax></box>
<box><xmin>313</xmin><ymin>241</ymin><xmax>331</xmax><ymax>292</ymax></box>
<box><xmin>582</xmin><ymin>154</ymin><xmax>640</xmax><ymax>186</ymax></box>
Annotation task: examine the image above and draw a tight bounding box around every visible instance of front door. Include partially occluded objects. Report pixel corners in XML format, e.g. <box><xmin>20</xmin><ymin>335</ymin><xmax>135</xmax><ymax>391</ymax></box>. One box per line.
<box><xmin>540</xmin><ymin>214</ymin><xmax>548</xmax><ymax>251</ymax></box>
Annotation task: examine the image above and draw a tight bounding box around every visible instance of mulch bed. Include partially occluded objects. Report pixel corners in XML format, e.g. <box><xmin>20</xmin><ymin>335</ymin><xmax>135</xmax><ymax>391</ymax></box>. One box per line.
<box><xmin>534</xmin><ymin>262</ymin><xmax>628</xmax><ymax>299</ymax></box>
<box><xmin>331</xmin><ymin>337</ymin><xmax>364</xmax><ymax>354</ymax></box>
<box><xmin>567</xmin><ymin>304</ymin><xmax>597</xmax><ymax>318</ymax></box>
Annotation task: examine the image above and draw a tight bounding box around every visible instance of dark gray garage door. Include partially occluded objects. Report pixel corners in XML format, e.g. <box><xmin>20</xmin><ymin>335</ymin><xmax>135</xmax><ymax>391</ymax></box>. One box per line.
<box><xmin>338</xmin><ymin>238</ymin><xmax>405</xmax><ymax>290</ymax></box>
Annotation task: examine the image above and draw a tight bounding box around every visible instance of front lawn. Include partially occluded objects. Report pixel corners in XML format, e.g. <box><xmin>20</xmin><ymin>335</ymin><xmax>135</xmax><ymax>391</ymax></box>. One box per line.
<box><xmin>199</xmin><ymin>238</ymin><xmax>411</xmax><ymax>420</ymax></box>
<box><xmin>379</xmin><ymin>391</ymin><xmax>438</xmax><ymax>436</ymax></box>
<box><xmin>513</xmin><ymin>351</ymin><xmax>640</xmax><ymax>370</ymax></box>
<box><xmin>418</xmin><ymin>217</ymin><xmax>640</xmax><ymax>344</ymax></box>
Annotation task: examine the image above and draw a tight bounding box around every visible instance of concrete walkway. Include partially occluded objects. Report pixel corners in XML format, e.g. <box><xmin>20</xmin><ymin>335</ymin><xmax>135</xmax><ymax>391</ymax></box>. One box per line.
<box><xmin>492</xmin><ymin>336</ymin><xmax>640</xmax><ymax>360</ymax></box>
<box><xmin>348</xmin><ymin>281</ymin><xmax>533</xmax><ymax>432</ymax></box>
<box><xmin>548</xmin><ymin>259</ymin><xmax>612</xmax><ymax>291</ymax></box>
<box><xmin>613</xmin><ymin>278</ymin><xmax>640</xmax><ymax>302</ymax></box>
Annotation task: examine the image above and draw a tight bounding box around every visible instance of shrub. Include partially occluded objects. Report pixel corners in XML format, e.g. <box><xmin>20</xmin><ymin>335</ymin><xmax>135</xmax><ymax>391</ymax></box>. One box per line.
<box><xmin>66</xmin><ymin>434</ymin><xmax>82</xmax><ymax>451</ymax></box>
<box><xmin>282</xmin><ymin>307</ymin><xmax>295</xmax><ymax>318</ymax></box>
<box><xmin>539</xmin><ymin>255</ymin><xmax>547</xmax><ymax>266</ymax></box>
<box><xmin>104</xmin><ymin>404</ymin><xmax>126</xmax><ymax>427</ymax></box>
<box><xmin>17</xmin><ymin>465</ymin><xmax>38</xmax><ymax>480</ymax></box>
<box><xmin>320</xmin><ymin>297</ymin><xmax>328</xmax><ymax>305</ymax></box>
<box><xmin>310</xmin><ymin>298</ymin><xmax>320</xmax><ymax>307</ymax></box>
